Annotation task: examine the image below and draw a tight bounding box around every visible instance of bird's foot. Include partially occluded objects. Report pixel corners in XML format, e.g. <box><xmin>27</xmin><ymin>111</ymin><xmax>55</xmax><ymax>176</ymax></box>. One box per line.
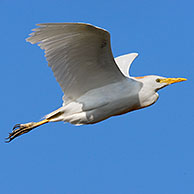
<box><xmin>5</xmin><ymin>122</ymin><xmax>36</xmax><ymax>143</ymax></box>
<box><xmin>5</xmin><ymin>119</ymin><xmax>49</xmax><ymax>143</ymax></box>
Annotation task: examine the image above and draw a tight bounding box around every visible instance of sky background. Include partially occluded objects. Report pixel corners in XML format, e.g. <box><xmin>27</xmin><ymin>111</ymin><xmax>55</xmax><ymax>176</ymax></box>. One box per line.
<box><xmin>0</xmin><ymin>0</ymin><xmax>194</xmax><ymax>193</ymax></box>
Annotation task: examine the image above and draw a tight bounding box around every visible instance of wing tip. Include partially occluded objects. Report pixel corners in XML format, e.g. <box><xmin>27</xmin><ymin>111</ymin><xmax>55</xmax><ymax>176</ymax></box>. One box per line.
<box><xmin>127</xmin><ymin>52</ymin><xmax>139</xmax><ymax>57</ymax></box>
<box><xmin>33</xmin><ymin>22</ymin><xmax>109</xmax><ymax>35</ymax></box>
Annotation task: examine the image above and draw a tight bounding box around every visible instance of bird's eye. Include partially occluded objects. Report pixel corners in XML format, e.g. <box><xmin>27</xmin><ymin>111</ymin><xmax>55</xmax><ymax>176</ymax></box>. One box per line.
<box><xmin>156</xmin><ymin>78</ymin><xmax>161</xmax><ymax>83</ymax></box>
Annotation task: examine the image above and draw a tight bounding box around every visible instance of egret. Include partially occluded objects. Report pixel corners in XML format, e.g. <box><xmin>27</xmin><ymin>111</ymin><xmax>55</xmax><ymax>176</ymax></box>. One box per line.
<box><xmin>6</xmin><ymin>23</ymin><xmax>187</xmax><ymax>142</ymax></box>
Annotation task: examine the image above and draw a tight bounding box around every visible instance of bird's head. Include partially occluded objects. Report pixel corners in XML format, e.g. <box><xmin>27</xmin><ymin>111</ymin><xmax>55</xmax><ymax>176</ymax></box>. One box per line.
<box><xmin>136</xmin><ymin>75</ymin><xmax>187</xmax><ymax>92</ymax></box>
<box><xmin>134</xmin><ymin>75</ymin><xmax>187</xmax><ymax>108</ymax></box>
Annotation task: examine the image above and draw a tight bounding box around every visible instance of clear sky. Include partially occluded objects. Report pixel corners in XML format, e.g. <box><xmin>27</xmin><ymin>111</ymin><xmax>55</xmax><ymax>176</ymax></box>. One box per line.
<box><xmin>1</xmin><ymin>0</ymin><xmax>193</xmax><ymax>193</ymax></box>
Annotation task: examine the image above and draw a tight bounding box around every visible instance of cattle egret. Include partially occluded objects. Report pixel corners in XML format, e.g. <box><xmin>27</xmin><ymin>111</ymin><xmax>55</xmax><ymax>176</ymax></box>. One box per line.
<box><xmin>6</xmin><ymin>23</ymin><xmax>187</xmax><ymax>142</ymax></box>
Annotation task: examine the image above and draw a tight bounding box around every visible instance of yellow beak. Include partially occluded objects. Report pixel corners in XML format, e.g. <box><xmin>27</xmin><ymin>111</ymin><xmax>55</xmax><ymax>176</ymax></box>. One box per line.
<box><xmin>159</xmin><ymin>78</ymin><xmax>187</xmax><ymax>85</ymax></box>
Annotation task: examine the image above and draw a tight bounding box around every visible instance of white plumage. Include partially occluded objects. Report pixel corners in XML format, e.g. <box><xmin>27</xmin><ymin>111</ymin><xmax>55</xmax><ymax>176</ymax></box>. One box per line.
<box><xmin>6</xmin><ymin>23</ymin><xmax>186</xmax><ymax>142</ymax></box>
<box><xmin>115</xmin><ymin>53</ymin><xmax>138</xmax><ymax>78</ymax></box>
<box><xmin>27</xmin><ymin>23</ymin><xmax>124</xmax><ymax>100</ymax></box>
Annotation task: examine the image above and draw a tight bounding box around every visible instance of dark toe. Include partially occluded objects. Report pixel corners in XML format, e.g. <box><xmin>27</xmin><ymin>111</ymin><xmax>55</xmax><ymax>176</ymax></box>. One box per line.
<box><xmin>12</xmin><ymin>124</ymin><xmax>21</xmax><ymax>130</ymax></box>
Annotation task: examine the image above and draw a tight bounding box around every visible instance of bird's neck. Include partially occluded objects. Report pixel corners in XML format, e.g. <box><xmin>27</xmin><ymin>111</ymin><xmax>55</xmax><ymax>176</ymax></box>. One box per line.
<box><xmin>138</xmin><ymin>88</ymin><xmax>159</xmax><ymax>108</ymax></box>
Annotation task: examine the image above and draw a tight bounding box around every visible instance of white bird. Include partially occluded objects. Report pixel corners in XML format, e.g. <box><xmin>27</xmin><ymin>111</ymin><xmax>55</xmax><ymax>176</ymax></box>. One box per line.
<box><xmin>6</xmin><ymin>23</ymin><xmax>187</xmax><ymax>142</ymax></box>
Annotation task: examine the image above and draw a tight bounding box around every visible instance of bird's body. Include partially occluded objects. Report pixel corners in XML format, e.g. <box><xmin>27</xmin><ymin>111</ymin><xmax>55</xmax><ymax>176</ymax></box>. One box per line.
<box><xmin>45</xmin><ymin>79</ymin><xmax>141</xmax><ymax>124</ymax></box>
<box><xmin>6</xmin><ymin>23</ymin><xmax>186</xmax><ymax>142</ymax></box>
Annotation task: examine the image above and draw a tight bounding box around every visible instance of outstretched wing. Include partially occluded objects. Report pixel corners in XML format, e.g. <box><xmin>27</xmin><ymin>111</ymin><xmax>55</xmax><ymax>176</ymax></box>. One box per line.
<box><xmin>114</xmin><ymin>53</ymin><xmax>138</xmax><ymax>78</ymax></box>
<box><xmin>27</xmin><ymin>23</ymin><xmax>125</xmax><ymax>100</ymax></box>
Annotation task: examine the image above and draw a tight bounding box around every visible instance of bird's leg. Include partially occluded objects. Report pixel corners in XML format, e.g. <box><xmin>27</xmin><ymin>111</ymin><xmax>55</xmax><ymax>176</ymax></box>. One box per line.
<box><xmin>5</xmin><ymin>119</ymin><xmax>49</xmax><ymax>143</ymax></box>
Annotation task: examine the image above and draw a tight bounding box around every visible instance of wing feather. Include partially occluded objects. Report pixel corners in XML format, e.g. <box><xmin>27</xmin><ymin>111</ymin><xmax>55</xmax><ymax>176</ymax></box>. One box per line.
<box><xmin>27</xmin><ymin>23</ymin><xmax>125</xmax><ymax>100</ymax></box>
<box><xmin>115</xmin><ymin>53</ymin><xmax>138</xmax><ymax>78</ymax></box>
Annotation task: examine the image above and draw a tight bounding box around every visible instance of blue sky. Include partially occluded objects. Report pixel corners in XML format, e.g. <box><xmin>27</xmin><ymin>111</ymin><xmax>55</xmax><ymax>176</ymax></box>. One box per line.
<box><xmin>1</xmin><ymin>0</ymin><xmax>193</xmax><ymax>193</ymax></box>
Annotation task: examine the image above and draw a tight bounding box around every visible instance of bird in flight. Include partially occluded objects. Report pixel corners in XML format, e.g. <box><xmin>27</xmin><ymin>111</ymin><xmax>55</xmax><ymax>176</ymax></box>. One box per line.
<box><xmin>6</xmin><ymin>23</ymin><xmax>187</xmax><ymax>142</ymax></box>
